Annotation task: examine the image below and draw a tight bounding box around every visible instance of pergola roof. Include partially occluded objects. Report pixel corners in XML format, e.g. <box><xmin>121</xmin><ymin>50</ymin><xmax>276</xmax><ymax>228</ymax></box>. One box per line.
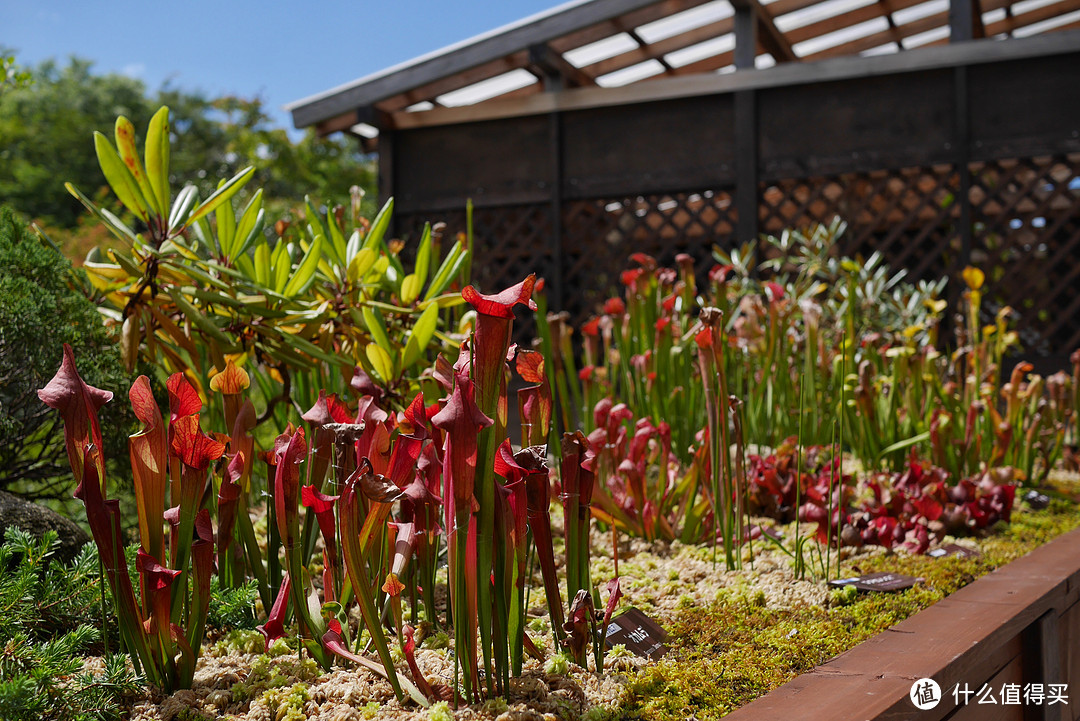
<box><xmin>287</xmin><ymin>0</ymin><xmax>1080</xmax><ymax>136</ymax></box>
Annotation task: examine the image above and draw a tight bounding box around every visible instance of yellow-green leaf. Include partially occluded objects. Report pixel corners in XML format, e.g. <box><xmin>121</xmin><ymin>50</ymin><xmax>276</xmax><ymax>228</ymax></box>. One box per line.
<box><xmin>364</xmin><ymin>197</ymin><xmax>394</xmax><ymax>251</ymax></box>
<box><xmin>184</xmin><ymin>166</ymin><xmax>255</xmax><ymax>227</ymax></box>
<box><xmin>233</xmin><ymin>189</ymin><xmax>264</xmax><ymax>257</ymax></box>
<box><xmin>115</xmin><ymin>116</ymin><xmax>161</xmax><ymax>217</ymax></box>
<box><xmin>168</xmin><ymin>185</ymin><xmax>199</xmax><ymax>232</ymax></box>
<box><xmin>145</xmin><ymin>106</ymin><xmax>171</xmax><ymax>217</ymax></box>
<box><xmin>215</xmin><ymin>180</ymin><xmax>236</xmax><ymax>258</ymax></box>
<box><xmin>272</xmin><ymin>241</ymin><xmax>291</xmax><ymax>293</ymax></box>
<box><xmin>402</xmin><ymin>302</ymin><xmax>439</xmax><ymax>369</ymax></box>
<box><xmin>254</xmin><ymin>239</ymin><xmax>271</xmax><ymax>287</ymax></box>
<box><xmin>94</xmin><ymin>131</ymin><xmax>151</xmax><ymax>222</ymax></box>
<box><xmin>347</xmin><ymin>247</ymin><xmax>377</xmax><ymax>284</ymax></box>
<box><xmin>365</xmin><ymin>343</ymin><xmax>394</xmax><ymax>383</ymax></box>
<box><xmin>400</xmin><ymin>273</ymin><xmax>422</xmax><ymax>305</ymax></box>
<box><xmin>361</xmin><ymin>306</ymin><xmax>392</xmax><ymax>351</ymax></box>
<box><xmin>283</xmin><ymin>234</ymin><xmax>323</xmax><ymax>298</ymax></box>
<box><xmin>415</xmin><ymin>223</ymin><xmax>432</xmax><ymax>282</ymax></box>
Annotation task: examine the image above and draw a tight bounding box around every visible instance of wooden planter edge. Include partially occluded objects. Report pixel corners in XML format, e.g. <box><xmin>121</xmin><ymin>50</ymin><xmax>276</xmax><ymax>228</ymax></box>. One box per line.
<box><xmin>724</xmin><ymin>526</ymin><xmax>1080</xmax><ymax>721</ymax></box>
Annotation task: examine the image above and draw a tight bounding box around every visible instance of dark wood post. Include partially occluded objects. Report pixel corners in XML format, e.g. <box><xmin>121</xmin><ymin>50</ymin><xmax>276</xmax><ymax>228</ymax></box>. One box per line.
<box><xmin>734</xmin><ymin>1</ymin><xmax>760</xmax><ymax>247</ymax></box>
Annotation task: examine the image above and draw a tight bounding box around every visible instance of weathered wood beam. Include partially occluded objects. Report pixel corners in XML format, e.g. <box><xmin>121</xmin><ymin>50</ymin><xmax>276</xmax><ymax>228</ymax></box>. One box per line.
<box><xmin>581</xmin><ymin>17</ymin><xmax>736</xmax><ymax>77</ymax></box>
<box><xmin>950</xmin><ymin>0</ymin><xmax>977</xmax><ymax>40</ymax></box>
<box><xmin>730</xmin><ymin>0</ymin><xmax>798</xmax><ymax>63</ymax></box>
<box><xmin>385</xmin><ymin>30</ymin><xmax>1080</xmax><ymax>130</ymax></box>
<box><xmin>807</xmin><ymin>0</ymin><xmax>1073</xmax><ymax>58</ymax></box>
<box><xmin>783</xmin><ymin>0</ymin><xmax>929</xmax><ymax>46</ymax></box>
<box><xmin>373</xmin><ymin>51</ymin><xmax>530</xmax><ymax>113</ymax></box>
<box><xmin>527</xmin><ymin>43</ymin><xmax>596</xmax><ymax>89</ymax></box>
<box><xmin>549</xmin><ymin>0</ymin><xmax>715</xmax><ymax>53</ymax></box>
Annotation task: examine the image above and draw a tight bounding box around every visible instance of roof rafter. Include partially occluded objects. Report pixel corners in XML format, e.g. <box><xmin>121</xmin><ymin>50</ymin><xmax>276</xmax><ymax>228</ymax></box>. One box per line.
<box><xmin>527</xmin><ymin>42</ymin><xmax>597</xmax><ymax>88</ymax></box>
<box><xmin>581</xmin><ymin>16</ymin><xmax>737</xmax><ymax>77</ymax></box>
<box><xmin>730</xmin><ymin>0</ymin><xmax>798</xmax><ymax>62</ymax></box>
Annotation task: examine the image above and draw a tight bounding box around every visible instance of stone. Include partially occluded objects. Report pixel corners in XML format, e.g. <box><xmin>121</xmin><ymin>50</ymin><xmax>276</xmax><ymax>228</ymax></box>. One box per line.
<box><xmin>0</xmin><ymin>490</ymin><xmax>90</xmax><ymax>564</ymax></box>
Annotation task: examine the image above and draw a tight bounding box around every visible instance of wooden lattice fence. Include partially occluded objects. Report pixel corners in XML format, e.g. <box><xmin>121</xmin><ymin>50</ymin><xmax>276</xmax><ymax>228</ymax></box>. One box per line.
<box><xmin>397</xmin><ymin>152</ymin><xmax>1080</xmax><ymax>358</ymax></box>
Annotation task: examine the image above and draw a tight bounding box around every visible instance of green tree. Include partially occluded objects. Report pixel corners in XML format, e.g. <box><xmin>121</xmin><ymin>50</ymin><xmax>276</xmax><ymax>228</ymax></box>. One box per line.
<box><xmin>0</xmin><ymin>59</ymin><xmax>153</xmax><ymax>228</ymax></box>
<box><xmin>0</xmin><ymin>58</ymin><xmax>376</xmax><ymax>242</ymax></box>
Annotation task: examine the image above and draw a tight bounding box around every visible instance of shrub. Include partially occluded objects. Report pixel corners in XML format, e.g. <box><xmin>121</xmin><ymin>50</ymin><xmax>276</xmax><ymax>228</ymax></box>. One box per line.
<box><xmin>0</xmin><ymin>528</ymin><xmax>138</xmax><ymax>721</ymax></box>
<box><xmin>0</xmin><ymin>206</ymin><xmax>131</xmax><ymax>500</ymax></box>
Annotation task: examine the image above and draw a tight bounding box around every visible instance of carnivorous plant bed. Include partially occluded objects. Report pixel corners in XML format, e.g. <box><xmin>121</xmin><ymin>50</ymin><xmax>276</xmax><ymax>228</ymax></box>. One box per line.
<box><xmin>19</xmin><ymin>107</ymin><xmax>1080</xmax><ymax>721</ymax></box>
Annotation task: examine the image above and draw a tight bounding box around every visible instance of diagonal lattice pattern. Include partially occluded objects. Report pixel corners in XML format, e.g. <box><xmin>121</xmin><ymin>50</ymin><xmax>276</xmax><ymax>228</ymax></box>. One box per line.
<box><xmin>968</xmin><ymin>154</ymin><xmax>1080</xmax><ymax>354</ymax></box>
<box><xmin>395</xmin><ymin>155</ymin><xmax>1080</xmax><ymax>356</ymax></box>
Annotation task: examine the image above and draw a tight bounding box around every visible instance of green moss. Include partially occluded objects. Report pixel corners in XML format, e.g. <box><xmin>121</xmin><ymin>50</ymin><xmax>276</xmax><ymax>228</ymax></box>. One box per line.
<box><xmin>213</xmin><ymin>628</ymin><xmax>264</xmax><ymax>656</ymax></box>
<box><xmin>481</xmin><ymin>697</ymin><xmax>509</xmax><ymax>715</ymax></box>
<box><xmin>544</xmin><ymin>652</ymin><xmax>571</xmax><ymax>676</ymax></box>
<box><xmin>427</xmin><ymin>700</ymin><xmax>454</xmax><ymax>721</ymax></box>
<box><xmin>230</xmin><ymin>655</ymin><xmax>319</xmax><ymax>703</ymax></box>
<box><xmin>361</xmin><ymin>701</ymin><xmax>382</xmax><ymax>719</ymax></box>
<box><xmin>260</xmin><ymin>682</ymin><xmax>309</xmax><ymax>721</ymax></box>
<box><xmin>615</xmin><ymin>502</ymin><xmax>1080</xmax><ymax>720</ymax></box>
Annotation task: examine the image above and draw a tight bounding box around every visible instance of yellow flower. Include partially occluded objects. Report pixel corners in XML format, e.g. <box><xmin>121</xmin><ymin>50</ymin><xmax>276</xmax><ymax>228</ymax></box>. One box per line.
<box><xmin>962</xmin><ymin>266</ymin><xmax>984</xmax><ymax>290</ymax></box>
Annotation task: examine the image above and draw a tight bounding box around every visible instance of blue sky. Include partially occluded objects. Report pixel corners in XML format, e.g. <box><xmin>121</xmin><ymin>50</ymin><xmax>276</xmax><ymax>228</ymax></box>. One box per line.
<box><xmin>4</xmin><ymin>1</ymin><xmax>561</xmax><ymax>133</ymax></box>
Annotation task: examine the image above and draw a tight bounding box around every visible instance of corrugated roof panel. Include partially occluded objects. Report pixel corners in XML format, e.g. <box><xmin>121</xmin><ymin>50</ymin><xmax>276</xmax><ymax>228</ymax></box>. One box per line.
<box><xmin>636</xmin><ymin>0</ymin><xmax>734</xmax><ymax>43</ymax></box>
<box><xmin>665</xmin><ymin>34</ymin><xmax>736</xmax><ymax>66</ymax></box>
<box><xmin>1015</xmin><ymin>7</ymin><xmax>1080</xmax><ymax>35</ymax></box>
<box><xmin>435</xmin><ymin>69</ymin><xmax>538</xmax><ymax>106</ymax></box>
<box><xmin>904</xmin><ymin>25</ymin><xmax>951</xmax><ymax>47</ymax></box>
<box><xmin>564</xmin><ymin>33</ymin><xmax>641</xmax><ymax>67</ymax></box>
<box><xmin>793</xmin><ymin>16</ymin><xmax>891</xmax><ymax>55</ymax></box>
<box><xmin>775</xmin><ymin>0</ymin><xmax>878</xmax><ymax>32</ymax></box>
<box><xmin>596</xmin><ymin>58</ymin><xmax>667</xmax><ymax>85</ymax></box>
<box><xmin>892</xmin><ymin>0</ymin><xmax>949</xmax><ymax>26</ymax></box>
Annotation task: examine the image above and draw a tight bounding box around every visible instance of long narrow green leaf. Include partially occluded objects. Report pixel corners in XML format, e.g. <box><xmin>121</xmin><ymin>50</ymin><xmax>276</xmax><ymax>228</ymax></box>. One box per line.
<box><xmin>167</xmin><ymin>288</ymin><xmax>237</xmax><ymax>349</ymax></box>
<box><xmin>215</xmin><ymin>181</ymin><xmax>236</xmax><ymax>258</ymax></box>
<box><xmin>115</xmin><ymin>116</ymin><xmax>162</xmax><ymax>217</ymax></box>
<box><xmin>401</xmin><ymin>303</ymin><xmax>439</xmax><ymax>369</ymax></box>
<box><xmin>272</xmin><ymin>241</ymin><xmax>291</xmax><ymax>294</ymax></box>
<box><xmin>424</xmin><ymin>247</ymin><xmax>469</xmax><ymax>301</ymax></box>
<box><xmin>361</xmin><ymin>306</ymin><xmax>392</xmax><ymax>351</ymax></box>
<box><xmin>184</xmin><ymin>166</ymin><xmax>255</xmax><ymax>227</ymax></box>
<box><xmin>94</xmin><ymin>131</ymin><xmax>152</xmax><ymax>221</ymax></box>
<box><xmin>283</xmin><ymin>234</ymin><xmax>323</xmax><ymax>298</ymax></box>
<box><xmin>422</xmin><ymin>241</ymin><xmax>462</xmax><ymax>302</ymax></box>
<box><xmin>233</xmin><ymin>190</ymin><xmax>264</xmax><ymax>258</ymax></box>
<box><xmin>145</xmin><ymin>106</ymin><xmax>171</xmax><ymax>216</ymax></box>
<box><xmin>168</xmin><ymin>185</ymin><xmax>199</xmax><ymax>232</ymax></box>
<box><xmin>254</xmin><ymin>240</ymin><xmax>271</xmax><ymax>287</ymax></box>
<box><xmin>364</xmin><ymin>197</ymin><xmax>394</xmax><ymax>251</ymax></box>
<box><xmin>65</xmin><ymin>182</ymin><xmax>138</xmax><ymax>246</ymax></box>
<box><xmin>415</xmin><ymin>223</ymin><xmax>432</xmax><ymax>282</ymax></box>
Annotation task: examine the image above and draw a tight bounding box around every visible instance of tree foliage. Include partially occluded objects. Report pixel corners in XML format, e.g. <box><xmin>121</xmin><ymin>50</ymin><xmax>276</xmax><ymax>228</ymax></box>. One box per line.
<box><xmin>0</xmin><ymin>58</ymin><xmax>376</xmax><ymax>250</ymax></box>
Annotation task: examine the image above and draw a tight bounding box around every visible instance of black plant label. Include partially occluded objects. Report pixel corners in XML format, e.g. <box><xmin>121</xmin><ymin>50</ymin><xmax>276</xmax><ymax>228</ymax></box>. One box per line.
<box><xmin>927</xmin><ymin>543</ymin><xmax>982</xmax><ymax>559</ymax></box>
<box><xmin>829</xmin><ymin>571</ymin><xmax>921</xmax><ymax>592</ymax></box>
<box><xmin>605</xmin><ymin>607</ymin><xmax>668</xmax><ymax>660</ymax></box>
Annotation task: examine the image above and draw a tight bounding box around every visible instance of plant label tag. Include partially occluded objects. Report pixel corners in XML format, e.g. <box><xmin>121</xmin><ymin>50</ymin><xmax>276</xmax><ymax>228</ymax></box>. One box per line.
<box><xmin>605</xmin><ymin>607</ymin><xmax>668</xmax><ymax>660</ymax></box>
<box><xmin>829</xmin><ymin>572</ymin><xmax>920</xmax><ymax>592</ymax></box>
<box><xmin>927</xmin><ymin>544</ymin><xmax>981</xmax><ymax>559</ymax></box>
